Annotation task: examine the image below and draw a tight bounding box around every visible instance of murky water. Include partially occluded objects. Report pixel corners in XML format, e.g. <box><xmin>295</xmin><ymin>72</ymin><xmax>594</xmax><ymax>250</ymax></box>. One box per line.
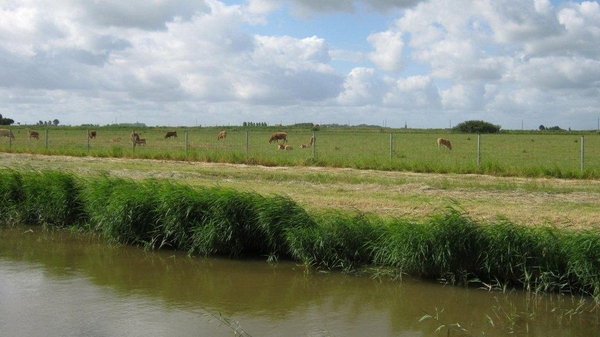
<box><xmin>1</xmin><ymin>226</ymin><xmax>598</xmax><ymax>337</ymax></box>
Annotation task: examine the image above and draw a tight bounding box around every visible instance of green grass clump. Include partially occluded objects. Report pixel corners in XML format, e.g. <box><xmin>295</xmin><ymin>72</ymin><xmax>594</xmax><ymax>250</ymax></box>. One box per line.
<box><xmin>286</xmin><ymin>212</ymin><xmax>384</xmax><ymax>271</ymax></box>
<box><xmin>0</xmin><ymin>170</ymin><xmax>85</xmax><ymax>227</ymax></box>
<box><xmin>1</xmin><ymin>169</ymin><xmax>600</xmax><ymax>300</ymax></box>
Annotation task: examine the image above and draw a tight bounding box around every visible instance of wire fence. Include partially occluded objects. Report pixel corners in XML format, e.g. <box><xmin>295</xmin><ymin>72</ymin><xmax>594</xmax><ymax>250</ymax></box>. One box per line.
<box><xmin>1</xmin><ymin>128</ymin><xmax>599</xmax><ymax>175</ymax></box>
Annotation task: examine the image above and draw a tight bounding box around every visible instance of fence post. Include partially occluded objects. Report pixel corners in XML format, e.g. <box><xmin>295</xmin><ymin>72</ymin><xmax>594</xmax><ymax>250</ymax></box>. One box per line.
<box><xmin>312</xmin><ymin>131</ymin><xmax>316</xmax><ymax>160</ymax></box>
<box><xmin>185</xmin><ymin>131</ymin><xmax>188</xmax><ymax>157</ymax></box>
<box><xmin>389</xmin><ymin>133</ymin><xmax>393</xmax><ymax>163</ymax></box>
<box><xmin>246</xmin><ymin>131</ymin><xmax>249</xmax><ymax>157</ymax></box>
<box><xmin>45</xmin><ymin>130</ymin><xmax>48</xmax><ymax>149</ymax></box>
<box><xmin>581</xmin><ymin>135</ymin><xmax>585</xmax><ymax>173</ymax></box>
<box><xmin>477</xmin><ymin>134</ymin><xmax>481</xmax><ymax>167</ymax></box>
<box><xmin>9</xmin><ymin>128</ymin><xmax>12</xmax><ymax>148</ymax></box>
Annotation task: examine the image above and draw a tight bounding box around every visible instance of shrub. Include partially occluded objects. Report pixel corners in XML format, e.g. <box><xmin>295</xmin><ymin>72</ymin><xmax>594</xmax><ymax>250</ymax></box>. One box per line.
<box><xmin>453</xmin><ymin>120</ymin><xmax>501</xmax><ymax>133</ymax></box>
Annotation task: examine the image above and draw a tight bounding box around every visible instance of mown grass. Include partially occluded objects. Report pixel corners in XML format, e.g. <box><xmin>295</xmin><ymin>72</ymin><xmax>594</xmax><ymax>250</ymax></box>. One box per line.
<box><xmin>1</xmin><ymin>169</ymin><xmax>599</xmax><ymax>301</ymax></box>
<box><xmin>2</xmin><ymin>126</ymin><xmax>600</xmax><ymax>179</ymax></box>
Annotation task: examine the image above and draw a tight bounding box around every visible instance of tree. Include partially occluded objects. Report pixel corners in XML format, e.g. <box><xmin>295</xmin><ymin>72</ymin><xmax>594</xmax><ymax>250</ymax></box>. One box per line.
<box><xmin>53</xmin><ymin>119</ymin><xmax>60</xmax><ymax>126</ymax></box>
<box><xmin>0</xmin><ymin>113</ymin><xmax>14</xmax><ymax>125</ymax></box>
<box><xmin>539</xmin><ymin>125</ymin><xmax>546</xmax><ymax>131</ymax></box>
<box><xmin>452</xmin><ymin>120</ymin><xmax>501</xmax><ymax>133</ymax></box>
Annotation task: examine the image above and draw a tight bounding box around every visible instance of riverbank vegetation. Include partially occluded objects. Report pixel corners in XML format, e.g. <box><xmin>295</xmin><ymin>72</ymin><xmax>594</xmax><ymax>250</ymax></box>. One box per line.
<box><xmin>2</xmin><ymin>170</ymin><xmax>599</xmax><ymax>301</ymax></box>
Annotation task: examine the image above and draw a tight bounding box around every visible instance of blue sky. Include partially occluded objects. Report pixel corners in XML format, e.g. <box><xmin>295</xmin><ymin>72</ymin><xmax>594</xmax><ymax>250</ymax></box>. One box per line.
<box><xmin>1</xmin><ymin>0</ymin><xmax>599</xmax><ymax>129</ymax></box>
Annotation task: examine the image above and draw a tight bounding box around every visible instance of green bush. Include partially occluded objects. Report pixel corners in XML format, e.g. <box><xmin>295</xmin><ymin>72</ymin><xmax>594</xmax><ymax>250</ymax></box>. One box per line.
<box><xmin>453</xmin><ymin>120</ymin><xmax>501</xmax><ymax>133</ymax></box>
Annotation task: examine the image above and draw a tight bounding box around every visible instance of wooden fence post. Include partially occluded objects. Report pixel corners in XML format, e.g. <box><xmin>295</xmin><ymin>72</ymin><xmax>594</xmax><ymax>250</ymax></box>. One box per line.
<box><xmin>389</xmin><ymin>133</ymin><xmax>393</xmax><ymax>163</ymax></box>
<box><xmin>312</xmin><ymin>131</ymin><xmax>316</xmax><ymax>160</ymax></box>
<box><xmin>185</xmin><ymin>131</ymin><xmax>188</xmax><ymax>157</ymax></box>
<box><xmin>477</xmin><ymin>134</ymin><xmax>481</xmax><ymax>167</ymax></box>
<box><xmin>581</xmin><ymin>135</ymin><xmax>585</xmax><ymax>173</ymax></box>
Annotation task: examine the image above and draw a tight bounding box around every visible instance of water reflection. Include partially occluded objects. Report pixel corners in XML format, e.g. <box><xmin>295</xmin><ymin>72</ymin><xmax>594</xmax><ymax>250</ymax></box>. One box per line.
<box><xmin>0</xmin><ymin>226</ymin><xmax>598</xmax><ymax>336</ymax></box>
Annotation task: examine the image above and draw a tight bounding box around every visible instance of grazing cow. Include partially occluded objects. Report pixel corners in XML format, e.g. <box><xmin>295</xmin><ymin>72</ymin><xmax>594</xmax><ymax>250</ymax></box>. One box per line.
<box><xmin>269</xmin><ymin>132</ymin><xmax>287</xmax><ymax>144</ymax></box>
<box><xmin>0</xmin><ymin>129</ymin><xmax>15</xmax><ymax>139</ymax></box>
<box><xmin>130</xmin><ymin>131</ymin><xmax>140</xmax><ymax>142</ymax></box>
<box><xmin>164</xmin><ymin>131</ymin><xmax>178</xmax><ymax>139</ymax></box>
<box><xmin>135</xmin><ymin>138</ymin><xmax>146</xmax><ymax>146</ymax></box>
<box><xmin>437</xmin><ymin>138</ymin><xmax>452</xmax><ymax>150</ymax></box>
<box><xmin>217</xmin><ymin>130</ymin><xmax>227</xmax><ymax>140</ymax></box>
<box><xmin>29</xmin><ymin>130</ymin><xmax>40</xmax><ymax>140</ymax></box>
<box><xmin>89</xmin><ymin>130</ymin><xmax>97</xmax><ymax>139</ymax></box>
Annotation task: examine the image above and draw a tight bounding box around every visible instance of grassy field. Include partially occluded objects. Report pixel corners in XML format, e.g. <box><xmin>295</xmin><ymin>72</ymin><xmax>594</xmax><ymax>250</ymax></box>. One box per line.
<box><xmin>1</xmin><ymin>152</ymin><xmax>599</xmax><ymax>230</ymax></box>
<box><xmin>2</xmin><ymin>125</ymin><xmax>600</xmax><ymax>178</ymax></box>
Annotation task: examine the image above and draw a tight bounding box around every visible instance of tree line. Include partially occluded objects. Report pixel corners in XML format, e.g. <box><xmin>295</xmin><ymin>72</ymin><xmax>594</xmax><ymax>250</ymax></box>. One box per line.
<box><xmin>0</xmin><ymin>114</ymin><xmax>14</xmax><ymax>126</ymax></box>
<box><xmin>0</xmin><ymin>114</ymin><xmax>61</xmax><ymax>126</ymax></box>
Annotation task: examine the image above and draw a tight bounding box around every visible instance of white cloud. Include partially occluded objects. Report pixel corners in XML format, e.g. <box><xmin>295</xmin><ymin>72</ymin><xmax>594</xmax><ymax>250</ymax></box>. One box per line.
<box><xmin>511</xmin><ymin>56</ymin><xmax>600</xmax><ymax>90</ymax></box>
<box><xmin>383</xmin><ymin>75</ymin><xmax>441</xmax><ymax>110</ymax></box>
<box><xmin>337</xmin><ymin>67</ymin><xmax>387</xmax><ymax>105</ymax></box>
<box><xmin>245</xmin><ymin>0</ymin><xmax>423</xmax><ymax>17</ymax></box>
<box><xmin>367</xmin><ymin>30</ymin><xmax>404</xmax><ymax>72</ymax></box>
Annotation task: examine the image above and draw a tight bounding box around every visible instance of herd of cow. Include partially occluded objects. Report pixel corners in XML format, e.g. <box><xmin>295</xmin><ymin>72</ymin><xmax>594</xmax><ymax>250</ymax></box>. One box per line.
<box><xmin>0</xmin><ymin>128</ymin><xmax>453</xmax><ymax>151</ymax></box>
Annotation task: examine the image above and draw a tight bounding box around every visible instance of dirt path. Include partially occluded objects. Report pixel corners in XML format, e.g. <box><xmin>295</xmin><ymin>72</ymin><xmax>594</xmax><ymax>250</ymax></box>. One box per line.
<box><xmin>2</xmin><ymin>152</ymin><xmax>599</xmax><ymax>229</ymax></box>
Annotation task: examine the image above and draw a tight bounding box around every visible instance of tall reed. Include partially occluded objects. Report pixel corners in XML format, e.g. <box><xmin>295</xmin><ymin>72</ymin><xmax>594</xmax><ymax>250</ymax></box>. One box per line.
<box><xmin>0</xmin><ymin>170</ymin><xmax>85</xmax><ymax>227</ymax></box>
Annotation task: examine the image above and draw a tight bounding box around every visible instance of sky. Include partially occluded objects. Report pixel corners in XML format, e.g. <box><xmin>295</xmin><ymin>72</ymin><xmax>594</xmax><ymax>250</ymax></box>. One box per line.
<box><xmin>1</xmin><ymin>0</ymin><xmax>599</xmax><ymax>130</ymax></box>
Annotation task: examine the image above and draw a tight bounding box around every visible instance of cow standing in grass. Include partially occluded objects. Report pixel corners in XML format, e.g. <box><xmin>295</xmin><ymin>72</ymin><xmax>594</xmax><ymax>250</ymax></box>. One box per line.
<box><xmin>164</xmin><ymin>131</ymin><xmax>177</xmax><ymax>139</ymax></box>
<box><xmin>217</xmin><ymin>130</ymin><xmax>227</xmax><ymax>140</ymax></box>
<box><xmin>29</xmin><ymin>130</ymin><xmax>40</xmax><ymax>140</ymax></box>
<box><xmin>131</xmin><ymin>131</ymin><xmax>139</xmax><ymax>142</ymax></box>
<box><xmin>0</xmin><ymin>129</ymin><xmax>15</xmax><ymax>139</ymax></box>
<box><xmin>89</xmin><ymin>130</ymin><xmax>97</xmax><ymax>139</ymax></box>
<box><xmin>269</xmin><ymin>132</ymin><xmax>287</xmax><ymax>144</ymax></box>
<box><xmin>437</xmin><ymin>138</ymin><xmax>452</xmax><ymax>150</ymax></box>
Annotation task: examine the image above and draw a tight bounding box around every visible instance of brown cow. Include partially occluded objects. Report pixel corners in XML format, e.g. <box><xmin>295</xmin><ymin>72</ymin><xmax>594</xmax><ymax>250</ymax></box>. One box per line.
<box><xmin>269</xmin><ymin>132</ymin><xmax>287</xmax><ymax>144</ymax></box>
<box><xmin>29</xmin><ymin>130</ymin><xmax>40</xmax><ymax>140</ymax></box>
<box><xmin>300</xmin><ymin>144</ymin><xmax>309</xmax><ymax>148</ymax></box>
<box><xmin>164</xmin><ymin>131</ymin><xmax>177</xmax><ymax>139</ymax></box>
<box><xmin>278</xmin><ymin>144</ymin><xmax>293</xmax><ymax>150</ymax></box>
<box><xmin>0</xmin><ymin>129</ymin><xmax>15</xmax><ymax>139</ymax></box>
<box><xmin>89</xmin><ymin>130</ymin><xmax>97</xmax><ymax>139</ymax></box>
<box><xmin>217</xmin><ymin>130</ymin><xmax>227</xmax><ymax>140</ymax></box>
<box><xmin>135</xmin><ymin>138</ymin><xmax>146</xmax><ymax>146</ymax></box>
<box><xmin>130</xmin><ymin>131</ymin><xmax>139</xmax><ymax>142</ymax></box>
<box><xmin>437</xmin><ymin>138</ymin><xmax>452</xmax><ymax>150</ymax></box>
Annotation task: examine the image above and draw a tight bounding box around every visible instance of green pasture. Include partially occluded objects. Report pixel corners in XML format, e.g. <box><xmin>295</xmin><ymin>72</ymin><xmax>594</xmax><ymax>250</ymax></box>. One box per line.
<box><xmin>1</xmin><ymin>126</ymin><xmax>599</xmax><ymax>178</ymax></box>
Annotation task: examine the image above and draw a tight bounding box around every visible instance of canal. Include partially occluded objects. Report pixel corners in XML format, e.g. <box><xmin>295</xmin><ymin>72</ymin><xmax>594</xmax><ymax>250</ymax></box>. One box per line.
<box><xmin>1</xmin><ymin>226</ymin><xmax>598</xmax><ymax>336</ymax></box>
